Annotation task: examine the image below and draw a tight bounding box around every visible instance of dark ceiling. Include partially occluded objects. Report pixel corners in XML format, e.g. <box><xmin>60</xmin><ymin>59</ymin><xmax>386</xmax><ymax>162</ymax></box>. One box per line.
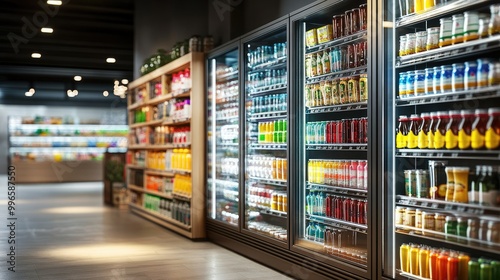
<box><xmin>0</xmin><ymin>0</ymin><xmax>134</xmax><ymax>107</ymax></box>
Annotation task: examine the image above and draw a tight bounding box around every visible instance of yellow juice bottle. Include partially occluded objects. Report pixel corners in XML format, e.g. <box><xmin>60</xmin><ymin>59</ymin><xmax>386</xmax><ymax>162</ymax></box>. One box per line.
<box><xmin>419</xmin><ymin>246</ymin><xmax>430</xmax><ymax>278</ymax></box>
<box><xmin>400</xmin><ymin>243</ymin><xmax>410</xmax><ymax>273</ymax></box>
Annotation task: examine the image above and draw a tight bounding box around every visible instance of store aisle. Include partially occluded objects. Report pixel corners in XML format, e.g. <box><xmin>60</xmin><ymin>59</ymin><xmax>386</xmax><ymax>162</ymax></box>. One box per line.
<box><xmin>0</xmin><ymin>176</ymin><xmax>293</xmax><ymax>280</ymax></box>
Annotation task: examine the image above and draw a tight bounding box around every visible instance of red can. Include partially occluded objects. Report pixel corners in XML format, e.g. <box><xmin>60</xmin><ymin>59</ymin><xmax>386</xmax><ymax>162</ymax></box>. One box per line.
<box><xmin>358</xmin><ymin>117</ymin><xmax>366</xmax><ymax>144</ymax></box>
<box><xmin>344</xmin><ymin>119</ymin><xmax>351</xmax><ymax>144</ymax></box>
<box><xmin>347</xmin><ymin>44</ymin><xmax>355</xmax><ymax>69</ymax></box>
<box><xmin>351</xmin><ymin>118</ymin><xmax>359</xmax><ymax>143</ymax></box>
<box><xmin>331</xmin><ymin>121</ymin><xmax>338</xmax><ymax>143</ymax></box>
<box><xmin>335</xmin><ymin>196</ymin><xmax>343</xmax><ymax>219</ymax></box>
<box><xmin>343</xmin><ymin>197</ymin><xmax>351</xmax><ymax>221</ymax></box>
<box><xmin>325</xmin><ymin>194</ymin><xmax>332</xmax><ymax>218</ymax></box>
<box><xmin>357</xmin><ymin>41</ymin><xmax>366</xmax><ymax>67</ymax></box>
<box><xmin>350</xmin><ymin>199</ymin><xmax>358</xmax><ymax>223</ymax></box>
<box><xmin>357</xmin><ymin>199</ymin><xmax>366</xmax><ymax>224</ymax></box>
<box><xmin>325</xmin><ymin>121</ymin><xmax>332</xmax><ymax>144</ymax></box>
<box><xmin>337</xmin><ymin>120</ymin><xmax>344</xmax><ymax>143</ymax></box>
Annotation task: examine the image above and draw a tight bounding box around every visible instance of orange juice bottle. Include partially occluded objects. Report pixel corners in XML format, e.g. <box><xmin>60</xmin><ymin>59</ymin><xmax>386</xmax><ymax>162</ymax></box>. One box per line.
<box><xmin>266</xmin><ymin>122</ymin><xmax>273</xmax><ymax>143</ymax></box>
<box><xmin>437</xmin><ymin>250</ymin><xmax>449</xmax><ymax>280</ymax></box>
<box><xmin>457</xmin><ymin>253</ymin><xmax>470</xmax><ymax>280</ymax></box>
<box><xmin>186</xmin><ymin>149</ymin><xmax>191</xmax><ymax>171</ymax></box>
<box><xmin>282</xmin><ymin>159</ymin><xmax>287</xmax><ymax>180</ymax></box>
<box><xmin>400</xmin><ymin>243</ymin><xmax>410</xmax><ymax>273</ymax></box>
<box><xmin>272</xmin><ymin>158</ymin><xmax>278</xmax><ymax>179</ymax></box>
<box><xmin>429</xmin><ymin>249</ymin><xmax>439</xmax><ymax>280</ymax></box>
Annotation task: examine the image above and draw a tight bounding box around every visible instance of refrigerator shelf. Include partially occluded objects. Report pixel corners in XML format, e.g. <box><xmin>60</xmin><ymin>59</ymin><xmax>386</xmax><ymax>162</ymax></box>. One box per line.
<box><xmin>249</xmin><ymin>143</ymin><xmax>287</xmax><ymax>150</ymax></box>
<box><xmin>395</xmin><ymin>0</ymin><xmax>490</xmax><ymax>28</ymax></box>
<box><xmin>248</xmin><ymin>111</ymin><xmax>287</xmax><ymax>121</ymax></box>
<box><xmin>397</xmin><ymin>195</ymin><xmax>500</xmax><ymax>214</ymax></box>
<box><xmin>216</xmin><ymin>116</ymin><xmax>239</xmax><ymax>122</ymax></box>
<box><xmin>307</xmin><ymin>183</ymin><xmax>368</xmax><ymax>197</ymax></box>
<box><xmin>163</xmin><ymin>118</ymin><xmax>191</xmax><ymax>126</ymax></box>
<box><xmin>306</xmin><ymin>101</ymin><xmax>367</xmax><ymax>114</ymax></box>
<box><xmin>395</xmin><ymin>226</ymin><xmax>500</xmax><ymax>253</ymax></box>
<box><xmin>307</xmin><ymin>215</ymin><xmax>368</xmax><ymax>233</ymax></box>
<box><xmin>307</xmin><ymin>144</ymin><xmax>367</xmax><ymax>151</ymax></box>
<box><xmin>248</xmin><ymin>56</ymin><xmax>287</xmax><ymax>71</ymax></box>
<box><xmin>248</xmin><ymin>177</ymin><xmax>287</xmax><ymax>186</ymax></box>
<box><xmin>217</xmin><ymin>70</ymin><xmax>239</xmax><ymax>81</ymax></box>
<box><xmin>208</xmin><ymin>178</ymin><xmax>239</xmax><ymax>187</ymax></box>
<box><xmin>396</xmin><ymin>85</ymin><xmax>500</xmax><ymax>106</ymax></box>
<box><xmin>395</xmin><ymin>149</ymin><xmax>500</xmax><ymax>160</ymax></box>
<box><xmin>396</xmin><ymin>34</ymin><xmax>500</xmax><ymax>68</ymax></box>
<box><xmin>397</xmin><ymin>270</ymin><xmax>431</xmax><ymax>280</ymax></box>
<box><xmin>215</xmin><ymin>96</ymin><xmax>239</xmax><ymax>105</ymax></box>
<box><xmin>305</xmin><ymin>30</ymin><xmax>367</xmax><ymax>55</ymax></box>
<box><xmin>247</xmin><ymin>205</ymin><xmax>288</xmax><ymax>218</ymax></box>
<box><xmin>305</xmin><ymin>66</ymin><xmax>367</xmax><ymax>85</ymax></box>
<box><xmin>247</xmin><ymin>84</ymin><xmax>287</xmax><ymax>96</ymax></box>
<box><xmin>247</xmin><ymin>59</ymin><xmax>286</xmax><ymax>74</ymax></box>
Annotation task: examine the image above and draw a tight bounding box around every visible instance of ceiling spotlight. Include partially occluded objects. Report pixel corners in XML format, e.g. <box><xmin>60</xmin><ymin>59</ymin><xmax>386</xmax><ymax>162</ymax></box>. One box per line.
<box><xmin>47</xmin><ymin>0</ymin><xmax>62</xmax><ymax>5</ymax></box>
<box><xmin>41</xmin><ymin>27</ymin><xmax>53</xmax><ymax>33</ymax></box>
<box><xmin>121</xmin><ymin>79</ymin><xmax>129</xmax><ymax>85</ymax></box>
<box><xmin>29</xmin><ymin>88</ymin><xmax>35</xmax><ymax>94</ymax></box>
<box><xmin>74</xmin><ymin>76</ymin><xmax>82</xmax><ymax>81</ymax></box>
<box><xmin>103</xmin><ymin>91</ymin><xmax>109</xmax><ymax>97</ymax></box>
<box><xmin>106</xmin><ymin>58</ymin><xmax>116</xmax><ymax>63</ymax></box>
<box><xmin>73</xmin><ymin>90</ymin><xmax>78</xmax><ymax>96</ymax></box>
<box><xmin>114</xmin><ymin>80</ymin><xmax>119</xmax><ymax>86</ymax></box>
<box><xmin>31</xmin><ymin>53</ymin><xmax>41</xmax><ymax>59</ymax></box>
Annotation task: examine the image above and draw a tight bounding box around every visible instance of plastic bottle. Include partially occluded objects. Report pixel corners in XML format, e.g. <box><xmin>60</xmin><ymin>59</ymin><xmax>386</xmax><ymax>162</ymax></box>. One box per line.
<box><xmin>485</xmin><ymin>107</ymin><xmax>500</xmax><ymax>150</ymax></box>
<box><xmin>408</xmin><ymin>114</ymin><xmax>422</xmax><ymax>149</ymax></box>
<box><xmin>400</xmin><ymin>243</ymin><xmax>410</xmax><ymax>273</ymax></box>
<box><xmin>357</xmin><ymin>160</ymin><xmax>365</xmax><ymax>189</ymax></box>
<box><xmin>396</xmin><ymin>115</ymin><xmax>410</xmax><ymax>148</ymax></box>
<box><xmin>434</xmin><ymin>111</ymin><xmax>450</xmax><ymax>149</ymax></box>
<box><xmin>471</xmin><ymin>109</ymin><xmax>489</xmax><ymax>149</ymax></box>
<box><xmin>458</xmin><ymin>110</ymin><xmax>475</xmax><ymax>150</ymax></box>
<box><xmin>418</xmin><ymin>112</ymin><xmax>431</xmax><ymax>149</ymax></box>
<box><xmin>445</xmin><ymin>110</ymin><xmax>461</xmax><ymax>149</ymax></box>
<box><xmin>428</xmin><ymin>112</ymin><xmax>438</xmax><ymax>149</ymax></box>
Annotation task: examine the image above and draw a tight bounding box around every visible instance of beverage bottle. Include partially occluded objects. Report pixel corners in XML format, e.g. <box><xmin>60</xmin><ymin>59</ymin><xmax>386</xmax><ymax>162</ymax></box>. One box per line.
<box><xmin>437</xmin><ymin>251</ymin><xmax>449</xmax><ymax>280</ymax></box>
<box><xmin>349</xmin><ymin>160</ymin><xmax>358</xmax><ymax>188</ymax></box>
<box><xmin>315</xmin><ymin>223</ymin><xmax>324</xmax><ymax>243</ymax></box>
<box><xmin>282</xmin><ymin>119</ymin><xmax>287</xmax><ymax>144</ymax></box>
<box><xmin>325</xmin><ymin>194</ymin><xmax>332</xmax><ymax>217</ymax></box>
<box><xmin>307</xmin><ymin>160</ymin><xmax>313</xmax><ymax>183</ymax></box>
<box><xmin>429</xmin><ymin>249</ymin><xmax>439</xmax><ymax>279</ymax></box>
<box><xmin>326</xmin><ymin>121</ymin><xmax>332</xmax><ymax>143</ymax></box>
<box><xmin>447</xmin><ymin>253</ymin><xmax>459</xmax><ymax>280</ymax></box>
<box><xmin>481</xmin><ymin>263</ymin><xmax>492</xmax><ymax>280</ymax></box>
<box><xmin>319</xmin><ymin>121</ymin><xmax>326</xmax><ymax>144</ymax></box>
<box><xmin>325</xmin><ymin>161</ymin><xmax>332</xmax><ymax>185</ymax></box>
<box><xmin>408</xmin><ymin>114</ymin><xmax>422</xmax><ymax>149</ymax></box>
<box><xmin>419</xmin><ymin>246</ymin><xmax>430</xmax><ymax>278</ymax></box>
<box><xmin>351</xmin><ymin>118</ymin><xmax>359</xmax><ymax>144</ymax></box>
<box><xmin>434</xmin><ymin>111</ymin><xmax>450</xmax><ymax>149</ymax></box>
<box><xmin>318</xmin><ymin>161</ymin><xmax>325</xmax><ymax>184</ymax></box>
<box><xmin>458</xmin><ymin>109</ymin><xmax>475</xmax><ymax>150</ymax></box>
<box><xmin>471</xmin><ymin>109</ymin><xmax>489</xmax><ymax>149</ymax></box>
<box><xmin>418</xmin><ymin>112</ymin><xmax>431</xmax><ymax>149</ymax></box>
<box><xmin>445</xmin><ymin>110</ymin><xmax>461</xmax><ymax>149</ymax></box>
<box><xmin>306</xmin><ymin>192</ymin><xmax>312</xmax><ymax>214</ymax></box>
<box><xmin>273</xmin><ymin>120</ymin><xmax>279</xmax><ymax>143</ymax></box>
<box><xmin>485</xmin><ymin>107</ymin><xmax>500</xmax><ymax>150</ymax></box>
<box><xmin>331</xmin><ymin>161</ymin><xmax>339</xmax><ymax>186</ymax></box>
<box><xmin>458</xmin><ymin>254</ymin><xmax>470</xmax><ymax>280</ymax></box>
<box><xmin>363</xmin><ymin>161</ymin><xmax>368</xmax><ymax>190</ymax></box>
<box><xmin>316</xmin><ymin>52</ymin><xmax>323</xmax><ymax>76</ymax></box>
<box><xmin>396</xmin><ymin>115</ymin><xmax>410</xmax><ymax>148</ymax></box>
<box><xmin>469</xmin><ymin>259</ymin><xmax>480</xmax><ymax>280</ymax></box>
<box><xmin>409</xmin><ymin>244</ymin><xmax>420</xmax><ymax>275</ymax></box>
<box><xmin>428</xmin><ymin>112</ymin><xmax>438</xmax><ymax>149</ymax></box>
<box><xmin>306</xmin><ymin>222</ymin><xmax>314</xmax><ymax>240</ymax></box>
<box><xmin>357</xmin><ymin>160</ymin><xmax>365</xmax><ymax>189</ymax></box>
<box><xmin>266</xmin><ymin>121</ymin><xmax>273</xmax><ymax>143</ymax></box>
<box><xmin>400</xmin><ymin>243</ymin><xmax>410</xmax><ymax>273</ymax></box>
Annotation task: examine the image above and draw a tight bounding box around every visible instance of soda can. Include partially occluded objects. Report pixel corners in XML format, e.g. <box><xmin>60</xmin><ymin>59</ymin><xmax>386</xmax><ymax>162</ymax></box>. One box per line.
<box><xmin>351</xmin><ymin>118</ymin><xmax>359</xmax><ymax>144</ymax></box>
<box><xmin>404</xmin><ymin>170</ymin><xmax>417</xmax><ymax>197</ymax></box>
<box><xmin>343</xmin><ymin>197</ymin><xmax>352</xmax><ymax>221</ymax></box>
<box><xmin>357</xmin><ymin>199</ymin><xmax>366</xmax><ymax>224</ymax></box>
<box><xmin>350</xmin><ymin>199</ymin><xmax>358</xmax><ymax>223</ymax></box>
<box><xmin>344</xmin><ymin>119</ymin><xmax>351</xmax><ymax>144</ymax></box>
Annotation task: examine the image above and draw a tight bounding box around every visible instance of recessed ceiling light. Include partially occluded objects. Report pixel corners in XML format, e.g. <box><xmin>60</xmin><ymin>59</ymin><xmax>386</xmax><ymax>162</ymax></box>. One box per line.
<box><xmin>31</xmin><ymin>53</ymin><xmax>41</xmax><ymax>58</ymax></box>
<box><xmin>121</xmin><ymin>79</ymin><xmax>129</xmax><ymax>85</ymax></box>
<box><xmin>74</xmin><ymin>76</ymin><xmax>82</xmax><ymax>81</ymax></box>
<box><xmin>103</xmin><ymin>91</ymin><xmax>109</xmax><ymax>97</ymax></box>
<box><xmin>41</xmin><ymin>27</ymin><xmax>53</xmax><ymax>33</ymax></box>
<box><xmin>47</xmin><ymin>0</ymin><xmax>62</xmax><ymax>5</ymax></box>
<box><xmin>29</xmin><ymin>88</ymin><xmax>35</xmax><ymax>94</ymax></box>
<box><xmin>106</xmin><ymin>58</ymin><xmax>116</xmax><ymax>63</ymax></box>
<box><xmin>73</xmin><ymin>90</ymin><xmax>78</xmax><ymax>96</ymax></box>
<box><xmin>25</xmin><ymin>89</ymin><xmax>35</xmax><ymax>97</ymax></box>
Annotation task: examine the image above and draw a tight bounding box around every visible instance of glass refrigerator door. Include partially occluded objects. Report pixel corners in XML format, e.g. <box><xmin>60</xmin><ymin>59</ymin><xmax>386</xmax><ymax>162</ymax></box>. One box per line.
<box><xmin>207</xmin><ymin>49</ymin><xmax>240</xmax><ymax>227</ymax></box>
<box><xmin>243</xmin><ymin>28</ymin><xmax>289</xmax><ymax>242</ymax></box>
<box><xmin>383</xmin><ymin>0</ymin><xmax>500</xmax><ymax>279</ymax></box>
<box><xmin>294</xmin><ymin>0</ymin><xmax>370</xmax><ymax>269</ymax></box>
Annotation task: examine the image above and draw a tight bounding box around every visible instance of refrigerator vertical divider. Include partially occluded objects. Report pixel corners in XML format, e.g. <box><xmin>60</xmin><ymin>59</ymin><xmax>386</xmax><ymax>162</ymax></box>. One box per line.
<box><xmin>286</xmin><ymin>16</ymin><xmax>293</xmax><ymax>250</ymax></box>
<box><xmin>238</xmin><ymin>42</ymin><xmax>245</xmax><ymax>232</ymax></box>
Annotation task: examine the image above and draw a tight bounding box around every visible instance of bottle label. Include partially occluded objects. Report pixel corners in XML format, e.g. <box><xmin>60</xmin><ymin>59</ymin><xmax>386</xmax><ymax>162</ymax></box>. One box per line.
<box><xmin>396</xmin><ymin>132</ymin><xmax>407</xmax><ymax>148</ymax></box>
<box><xmin>418</xmin><ymin>130</ymin><xmax>428</xmax><ymax>149</ymax></box>
<box><xmin>445</xmin><ymin>130</ymin><xmax>458</xmax><ymax>149</ymax></box>
<box><xmin>434</xmin><ymin>131</ymin><xmax>445</xmax><ymax>149</ymax></box>
<box><xmin>471</xmin><ymin>129</ymin><xmax>485</xmax><ymax>149</ymax></box>
<box><xmin>407</xmin><ymin>131</ymin><xmax>418</xmax><ymax>148</ymax></box>
<box><xmin>458</xmin><ymin>129</ymin><xmax>471</xmax><ymax>149</ymax></box>
<box><xmin>485</xmin><ymin>128</ymin><xmax>500</xmax><ymax>149</ymax></box>
<box><xmin>427</xmin><ymin>131</ymin><xmax>435</xmax><ymax>149</ymax></box>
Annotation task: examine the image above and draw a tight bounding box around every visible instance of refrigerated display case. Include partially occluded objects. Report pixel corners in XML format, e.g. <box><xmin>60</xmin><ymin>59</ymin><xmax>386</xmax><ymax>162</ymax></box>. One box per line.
<box><xmin>207</xmin><ymin>43</ymin><xmax>240</xmax><ymax>227</ymax></box>
<box><xmin>382</xmin><ymin>0</ymin><xmax>500</xmax><ymax>279</ymax></box>
<box><xmin>242</xmin><ymin>24</ymin><xmax>290</xmax><ymax>243</ymax></box>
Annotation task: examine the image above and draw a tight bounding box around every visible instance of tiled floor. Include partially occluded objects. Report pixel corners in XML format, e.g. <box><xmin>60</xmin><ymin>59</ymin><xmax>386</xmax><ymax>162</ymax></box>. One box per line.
<box><xmin>0</xmin><ymin>176</ymin><xmax>293</xmax><ymax>280</ymax></box>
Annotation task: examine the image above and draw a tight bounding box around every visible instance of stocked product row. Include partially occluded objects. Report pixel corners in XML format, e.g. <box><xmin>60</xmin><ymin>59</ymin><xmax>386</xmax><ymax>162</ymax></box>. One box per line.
<box><xmin>146</xmin><ymin>149</ymin><xmax>192</xmax><ymax>171</ymax></box>
<box><xmin>247</xmin><ymin>156</ymin><xmax>288</xmax><ymax>181</ymax></box>
<box><xmin>145</xmin><ymin>174</ymin><xmax>192</xmax><ymax>198</ymax></box>
<box><xmin>305</xmin><ymin>75</ymin><xmax>369</xmax><ymax>107</ymax></box>
<box><xmin>142</xmin><ymin>194</ymin><xmax>191</xmax><ymax>226</ymax></box>
<box><xmin>247</xmin><ymin>43</ymin><xmax>287</xmax><ymax>68</ymax></box>
<box><xmin>306</xmin><ymin>118</ymin><xmax>368</xmax><ymax>145</ymax></box>
<box><xmin>398</xmin><ymin>58</ymin><xmax>500</xmax><ymax>99</ymax></box>
<box><xmin>308</xmin><ymin>159</ymin><xmax>368</xmax><ymax>189</ymax></box>
<box><xmin>134</xmin><ymin>98</ymin><xmax>191</xmax><ymax>124</ymax></box>
<box><xmin>305</xmin><ymin>3</ymin><xmax>367</xmax><ymax>47</ymax></box>
<box><xmin>305</xmin><ymin>42</ymin><xmax>368</xmax><ymax>78</ymax></box>
<box><xmin>9</xmin><ymin>137</ymin><xmax>126</xmax><ymax>148</ymax></box>
<box><xmin>249</xmin><ymin>94</ymin><xmax>287</xmax><ymax>114</ymax></box>
<box><xmin>10</xmin><ymin>151</ymin><xmax>105</xmax><ymax>162</ymax></box>
<box><xmin>398</xmin><ymin>243</ymin><xmax>500</xmax><ymax>280</ymax></box>
<box><xmin>398</xmin><ymin>5</ymin><xmax>500</xmax><ymax>56</ymax></box>
<box><xmin>396</xmin><ymin>108</ymin><xmax>500</xmax><ymax>150</ymax></box>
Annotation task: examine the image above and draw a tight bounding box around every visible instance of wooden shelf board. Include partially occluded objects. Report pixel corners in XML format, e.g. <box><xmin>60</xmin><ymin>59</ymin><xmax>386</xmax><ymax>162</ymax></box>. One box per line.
<box><xmin>129</xmin><ymin>203</ymin><xmax>192</xmax><ymax>235</ymax></box>
<box><xmin>128</xmin><ymin>53</ymin><xmax>193</xmax><ymax>89</ymax></box>
<box><xmin>129</xmin><ymin>119</ymin><xmax>165</xmax><ymax>128</ymax></box>
<box><xmin>127</xmin><ymin>165</ymin><xmax>146</xmax><ymax>170</ymax></box>
<box><xmin>145</xmin><ymin>169</ymin><xmax>175</xmax><ymax>177</ymax></box>
<box><xmin>128</xmin><ymin>102</ymin><xmax>148</xmax><ymax>111</ymax></box>
<box><xmin>147</xmin><ymin>93</ymin><xmax>172</xmax><ymax>105</ymax></box>
<box><xmin>163</xmin><ymin>119</ymin><xmax>191</xmax><ymax>126</ymax></box>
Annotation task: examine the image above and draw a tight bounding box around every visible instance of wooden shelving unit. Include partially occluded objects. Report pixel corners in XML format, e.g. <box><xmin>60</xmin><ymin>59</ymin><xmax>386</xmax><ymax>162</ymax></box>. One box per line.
<box><xmin>126</xmin><ymin>52</ymin><xmax>205</xmax><ymax>239</ymax></box>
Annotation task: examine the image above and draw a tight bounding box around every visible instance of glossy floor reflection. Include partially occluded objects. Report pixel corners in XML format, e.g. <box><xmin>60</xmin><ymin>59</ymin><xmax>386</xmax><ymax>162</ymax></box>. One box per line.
<box><xmin>0</xmin><ymin>176</ymin><xmax>293</xmax><ymax>280</ymax></box>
